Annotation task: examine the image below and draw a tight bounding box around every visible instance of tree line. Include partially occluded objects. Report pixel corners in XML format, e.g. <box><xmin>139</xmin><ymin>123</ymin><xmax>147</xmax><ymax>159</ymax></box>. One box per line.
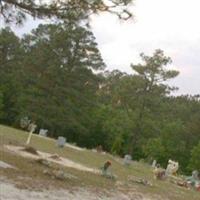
<box><xmin>0</xmin><ymin>24</ymin><xmax>200</xmax><ymax>174</ymax></box>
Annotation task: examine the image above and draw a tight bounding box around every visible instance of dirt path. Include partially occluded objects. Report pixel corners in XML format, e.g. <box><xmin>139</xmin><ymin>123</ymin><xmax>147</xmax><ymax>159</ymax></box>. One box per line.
<box><xmin>4</xmin><ymin>145</ymin><xmax>99</xmax><ymax>174</ymax></box>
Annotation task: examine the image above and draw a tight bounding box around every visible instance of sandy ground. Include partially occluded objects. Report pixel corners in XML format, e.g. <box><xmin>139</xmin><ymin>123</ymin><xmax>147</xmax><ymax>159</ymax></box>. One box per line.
<box><xmin>4</xmin><ymin>145</ymin><xmax>99</xmax><ymax>174</ymax></box>
<box><xmin>0</xmin><ymin>161</ymin><xmax>16</xmax><ymax>169</ymax></box>
<box><xmin>0</xmin><ymin>146</ymin><xmax>165</xmax><ymax>200</ymax></box>
<box><xmin>0</xmin><ymin>177</ymin><xmax>154</xmax><ymax>200</ymax></box>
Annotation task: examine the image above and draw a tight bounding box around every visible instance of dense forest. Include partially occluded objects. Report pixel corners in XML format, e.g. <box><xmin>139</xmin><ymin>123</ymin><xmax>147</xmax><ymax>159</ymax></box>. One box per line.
<box><xmin>0</xmin><ymin>24</ymin><xmax>200</xmax><ymax>174</ymax></box>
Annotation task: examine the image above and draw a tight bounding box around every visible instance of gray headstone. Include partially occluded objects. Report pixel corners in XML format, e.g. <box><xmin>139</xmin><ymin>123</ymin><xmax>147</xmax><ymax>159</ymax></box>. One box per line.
<box><xmin>39</xmin><ymin>129</ymin><xmax>48</xmax><ymax>137</ymax></box>
<box><xmin>57</xmin><ymin>136</ymin><xmax>66</xmax><ymax>147</ymax></box>
<box><xmin>192</xmin><ymin>170</ymin><xmax>199</xmax><ymax>180</ymax></box>
<box><xmin>123</xmin><ymin>154</ymin><xmax>132</xmax><ymax>165</ymax></box>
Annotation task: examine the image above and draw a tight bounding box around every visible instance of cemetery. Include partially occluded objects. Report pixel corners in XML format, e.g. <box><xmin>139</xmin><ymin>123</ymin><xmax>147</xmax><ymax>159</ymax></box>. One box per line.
<box><xmin>0</xmin><ymin>125</ymin><xmax>200</xmax><ymax>200</ymax></box>
<box><xmin>1</xmin><ymin>0</ymin><xmax>200</xmax><ymax>199</ymax></box>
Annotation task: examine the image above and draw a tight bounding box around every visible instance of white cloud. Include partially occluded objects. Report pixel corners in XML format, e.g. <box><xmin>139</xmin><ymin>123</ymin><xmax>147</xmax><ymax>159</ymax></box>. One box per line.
<box><xmin>90</xmin><ymin>0</ymin><xmax>200</xmax><ymax>95</ymax></box>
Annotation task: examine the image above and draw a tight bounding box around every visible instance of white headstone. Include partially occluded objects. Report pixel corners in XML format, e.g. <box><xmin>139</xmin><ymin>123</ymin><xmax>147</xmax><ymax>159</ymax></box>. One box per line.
<box><xmin>123</xmin><ymin>154</ymin><xmax>132</xmax><ymax>166</ymax></box>
<box><xmin>57</xmin><ymin>136</ymin><xmax>66</xmax><ymax>147</ymax></box>
<box><xmin>152</xmin><ymin>160</ymin><xmax>157</xmax><ymax>168</ymax></box>
<box><xmin>166</xmin><ymin>159</ymin><xmax>179</xmax><ymax>176</ymax></box>
<box><xmin>39</xmin><ymin>129</ymin><xmax>48</xmax><ymax>137</ymax></box>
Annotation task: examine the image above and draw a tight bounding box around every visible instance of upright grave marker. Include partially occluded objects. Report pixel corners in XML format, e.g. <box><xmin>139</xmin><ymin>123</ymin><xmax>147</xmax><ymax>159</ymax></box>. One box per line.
<box><xmin>123</xmin><ymin>154</ymin><xmax>132</xmax><ymax>166</ymax></box>
<box><xmin>26</xmin><ymin>122</ymin><xmax>37</xmax><ymax>145</ymax></box>
<box><xmin>57</xmin><ymin>136</ymin><xmax>66</xmax><ymax>147</ymax></box>
<box><xmin>39</xmin><ymin>129</ymin><xmax>48</xmax><ymax>137</ymax></box>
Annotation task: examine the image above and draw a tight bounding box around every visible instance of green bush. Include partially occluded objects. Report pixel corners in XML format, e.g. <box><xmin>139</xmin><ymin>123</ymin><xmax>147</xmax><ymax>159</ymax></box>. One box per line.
<box><xmin>111</xmin><ymin>136</ymin><xmax>124</xmax><ymax>155</ymax></box>
<box><xmin>188</xmin><ymin>141</ymin><xmax>200</xmax><ymax>171</ymax></box>
<box><xmin>143</xmin><ymin>138</ymin><xmax>167</xmax><ymax>165</ymax></box>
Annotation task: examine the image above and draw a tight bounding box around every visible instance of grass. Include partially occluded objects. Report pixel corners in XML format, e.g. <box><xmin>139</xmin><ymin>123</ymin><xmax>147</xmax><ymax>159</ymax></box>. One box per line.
<box><xmin>0</xmin><ymin>124</ymin><xmax>199</xmax><ymax>200</ymax></box>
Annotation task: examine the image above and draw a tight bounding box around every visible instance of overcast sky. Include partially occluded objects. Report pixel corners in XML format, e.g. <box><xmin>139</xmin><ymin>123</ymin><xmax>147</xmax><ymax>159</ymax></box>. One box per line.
<box><xmin>11</xmin><ymin>0</ymin><xmax>200</xmax><ymax>95</ymax></box>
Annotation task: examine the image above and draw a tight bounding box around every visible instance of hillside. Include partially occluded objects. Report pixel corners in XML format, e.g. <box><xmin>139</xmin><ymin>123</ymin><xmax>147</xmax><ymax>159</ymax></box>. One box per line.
<box><xmin>0</xmin><ymin>125</ymin><xmax>199</xmax><ymax>200</ymax></box>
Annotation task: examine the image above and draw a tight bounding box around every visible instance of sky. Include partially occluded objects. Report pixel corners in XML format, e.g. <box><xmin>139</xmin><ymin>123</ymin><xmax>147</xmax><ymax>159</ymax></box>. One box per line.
<box><xmin>9</xmin><ymin>0</ymin><xmax>200</xmax><ymax>95</ymax></box>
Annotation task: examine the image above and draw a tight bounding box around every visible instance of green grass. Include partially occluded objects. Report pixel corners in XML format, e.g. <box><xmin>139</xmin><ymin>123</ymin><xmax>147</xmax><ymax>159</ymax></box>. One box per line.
<box><xmin>0</xmin><ymin>124</ymin><xmax>199</xmax><ymax>199</ymax></box>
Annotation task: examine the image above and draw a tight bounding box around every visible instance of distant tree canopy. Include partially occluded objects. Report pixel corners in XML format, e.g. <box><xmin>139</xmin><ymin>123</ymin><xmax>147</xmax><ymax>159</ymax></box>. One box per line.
<box><xmin>0</xmin><ymin>25</ymin><xmax>199</xmax><ymax>174</ymax></box>
<box><xmin>0</xmin><ymin>0</ymin><xmax>133</xmax><ymax>25</ymax></box>
<box><xmin>189</xmin><ymin>142</ymin><xmax>200</xmax><ymax>171</ymax></box>
<box><xmin>0</xmin><ymin>24</ymin><xmax>105</xmax><ymax>143</ymax></box>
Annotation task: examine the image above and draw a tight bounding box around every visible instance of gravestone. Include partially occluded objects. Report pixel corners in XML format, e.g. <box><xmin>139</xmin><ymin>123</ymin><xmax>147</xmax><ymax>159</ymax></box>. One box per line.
<box><xmin>96</xmin><ymin>145</ymin><xmax>103</xmax><ymax>153</ymax></box>
<box><xmin>57</xmin><ymin>136</ymin><xmax>66</xmax><ymax>147</ymax></box>
<box><xmin>152</xmin><ymin>160</ymin><xmax>157</xmax><ymax>168</ymax></box>
<box><xmin>192</xmin><ymin>170</ymin><xmax>199</xmax><ymax>180</ymax></box>
<box><xmin>165</xmin><ymin>159</ymin><xmax>179</xmax><ymax>176</ymax></box>
<box><xmin>101</xmin><ymin>161</ymin><xmax>115</xmax><ymax>179</ymax></box>
<box><xmin>123</xmin><ymin>154</ymin><xmax>132</xmax><ymax>166</ymax></box>
<box><xmin>186</xmin><ymin>170</ymin><xmax>200</xmax><ymax>187</ymax></box>
<box><xmin>39</xmin><ymin>129</ymin><xmax>48</xmax><ymax>137</ymax></box>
